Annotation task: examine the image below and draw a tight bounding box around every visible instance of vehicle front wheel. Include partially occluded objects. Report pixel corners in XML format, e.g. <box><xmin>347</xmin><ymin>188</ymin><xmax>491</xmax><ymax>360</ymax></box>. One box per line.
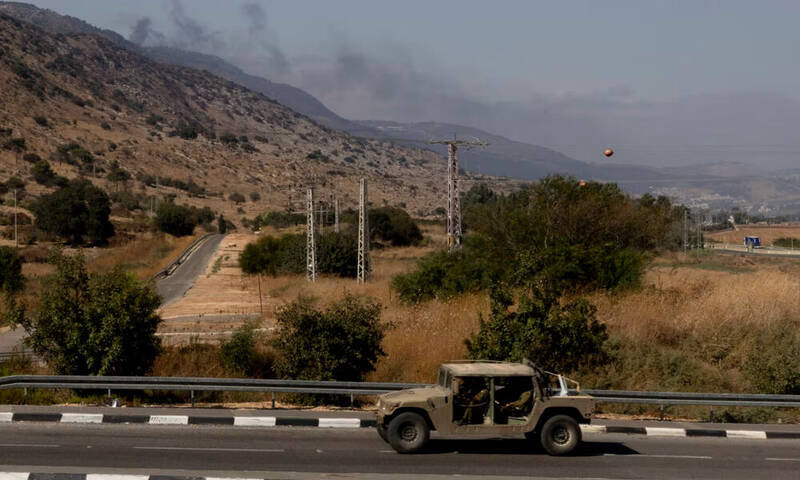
<box><xmin>387</xmin><ymin>412</ymin><xmax>430</xmax><ymax>454</ymax></box>
<box><xmin>539</xmin><ymin>415</ymin><xmax>581</xmax><ymax>456</ymax></box>
<box><xmin>377</xmin><ymin>422</ymin><xmax>388</xmax><ymax>442</ymax></box>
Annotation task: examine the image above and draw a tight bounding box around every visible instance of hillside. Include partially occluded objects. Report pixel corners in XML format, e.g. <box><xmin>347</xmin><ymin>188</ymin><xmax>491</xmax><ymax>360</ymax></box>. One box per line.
<box><xmin>0</xmin><ymin>13</ymin><xmax>500</xmax><ymax>231</ymax></box>
<box><xmin>0</xmin><ymin>1</ymin><xmax>370</xmax><ymax>135</ymax></box>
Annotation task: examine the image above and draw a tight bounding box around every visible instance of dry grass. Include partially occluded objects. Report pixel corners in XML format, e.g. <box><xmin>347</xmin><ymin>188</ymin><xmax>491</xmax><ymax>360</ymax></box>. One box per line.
<box><xmin>707</xmin><ymin>225</ymin><xmax>800</xmax><ymax>245</ymax></box>
<box><xmin>89</xmin><ymin>232</ymin><xmax>198</xmax><ymax>279</ymax></box>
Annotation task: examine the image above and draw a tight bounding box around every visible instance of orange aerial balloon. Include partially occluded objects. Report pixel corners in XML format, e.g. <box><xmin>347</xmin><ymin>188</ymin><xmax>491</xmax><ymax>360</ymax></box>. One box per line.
<box><xmin>579</xmin><ymin>180</ymin><xmax>587</xmax><ymax>186</ymax></box>
<box><xmin>604</xmin><ymin>148</ymin><xmax>614</xmax><ymax>157</ymax></box>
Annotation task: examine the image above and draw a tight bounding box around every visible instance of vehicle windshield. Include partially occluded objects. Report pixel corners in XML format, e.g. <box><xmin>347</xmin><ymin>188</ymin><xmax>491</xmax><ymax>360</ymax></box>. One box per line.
<box><xmin>438</xmin><ymin>368</ymin><xmax>451</xmax><ymax>388</ymax></box>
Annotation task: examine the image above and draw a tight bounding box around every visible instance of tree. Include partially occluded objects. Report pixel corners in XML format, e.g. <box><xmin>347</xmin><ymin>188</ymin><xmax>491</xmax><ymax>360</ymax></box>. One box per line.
<box><xmin>155</xmin><ymin>202</ymin><xmax>197</xmax><ymax>237</ymax></box>
<box><xmin>218</xmin><ymin>214</ymin><xmax>227</xmax><ymax>234</ymax></box>
<box><xmin>465</xmin><ymin>287</ymin><xmax>608</xmax><ymax>373</ymax></box>
<box><xmin>18</xmin><ymin>251</ymin><xmax>162</xmax><ymax>375</ymax></box>
<box><xmin>317</xmin><ymin>232</ymin><xmax>358</xmax><ymax>277</ymax></box>
<box><xmin>106</xmin><ymin>160</ymin><xmax>131</xmax><ymax>190</ymax></box>
<box><xmin>273</xmin><ymin>295</ymin><xmax>389</xmax><ymax>381</ymax></box>
<box><xmin>369</xmin><ymin>207</ymin><xmax>423</xmax><ymax>246</ymax></box>
<box><xmin>32</xmin><ymin>180</ymin><xmax>114</xmax><ymax>245</ymax></box>
<box><xmin>0</xmin><ymin>246</ymin><xmax>23</xmax><ymax>295</ymax></box>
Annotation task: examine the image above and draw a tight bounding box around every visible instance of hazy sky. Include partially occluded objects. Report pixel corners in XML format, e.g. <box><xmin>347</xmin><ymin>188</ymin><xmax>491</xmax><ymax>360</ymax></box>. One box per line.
<box><xmin>28</xmin><ymin>0</ymin><xmax>800</xmax><ymax>102</ymax></box>
<box><xmin>22</xmin><ymin>1</ymin><xmax>800</xmax><ymax>167</ymax></box>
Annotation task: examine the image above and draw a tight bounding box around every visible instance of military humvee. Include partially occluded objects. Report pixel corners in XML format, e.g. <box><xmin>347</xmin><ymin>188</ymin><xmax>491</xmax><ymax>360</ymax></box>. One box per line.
<box><xmin>376</xmin><ymin>360</ymin><xmax>595</xmax><ymax>455</ymax></box>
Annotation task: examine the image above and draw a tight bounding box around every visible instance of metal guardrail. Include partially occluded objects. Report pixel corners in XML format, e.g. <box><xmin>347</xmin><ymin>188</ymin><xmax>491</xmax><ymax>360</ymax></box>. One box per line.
<box><xmin>1</xmin><ymin>375</ymin><xmax>799</xmax><ymax>410</ymax></box>
<box><xmin>152</xmin><ymin>233</ymin><xmax>215</xmax><ymax>280</ymax></box>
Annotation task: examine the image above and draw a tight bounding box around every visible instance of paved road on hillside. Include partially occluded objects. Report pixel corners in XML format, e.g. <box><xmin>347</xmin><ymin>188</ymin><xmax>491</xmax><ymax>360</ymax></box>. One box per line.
<box><xmin>2</xmin><ymin>422</ymin><xmax>800</xmax><ymax>479</ymax></box>
<box><xmin>156</xmin><ymin>234</ymin><xmax>225</xmax><ymax>306</ymax></box>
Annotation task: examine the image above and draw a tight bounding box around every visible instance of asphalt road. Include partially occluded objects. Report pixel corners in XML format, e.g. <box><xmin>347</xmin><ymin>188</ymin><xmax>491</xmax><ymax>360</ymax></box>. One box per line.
<box><xmin>156</xmin><ymin>234</ymin><xmax>225</xmax><ymax>306</ymax></box>
<box><xmin>2</xmin><ymin>422</ymin><xmax>800</xmax><ymax>479</ymax></box>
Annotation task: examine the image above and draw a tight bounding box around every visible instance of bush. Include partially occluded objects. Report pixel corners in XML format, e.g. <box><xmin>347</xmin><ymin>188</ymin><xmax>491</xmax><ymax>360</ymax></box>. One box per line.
<box><xmin>31</xmin><ymin>180</ymin><xmax>115</xmax><ymax>245</ymax></box>
<box><xmin>110</xmin><ymin>191</ymin><xmax>141</xmax><ymax>211</ymax></box>
<box><xmin>273</xmin><ymin>295</ymin><xmax>389</xmax><ymax>382</ymax></box>
<box><xmin>250</xmin><ymin>191</ymin><xmax>261</xmax><ymax>202</ymax></box>
<box><xmin>369</xmin><ymin>207</ymin><xmax>423</xmax><ymax>246</ymax></box>
<box><xmin>22</xmin><ymin>153</ymin><xmax>41</xmax><ymax>163</ymax></box>
<box><xmin>317</xmin><ymin>232</ymin><xmax>357</xmax><ymax>278</ymax></box>
<box><xmin>0</xmin><ymin>246</ymin><xmax>24</xmax><ymax>295</ymax></box>
<box><xmin>465</xmin><ymin>287</ymin><xmax>608</xmax><ymax>373</ymax></box>
<box><xmin>773</xmin><ymin>237</ymin><xmax>800</xmax><ymax>248</ymax></box>
<box><xmin>218</xmin><ymin>214</ymin><xmax>227</xmax><ymax>234</ymax></box>
<box><xmin>229</xmin><ymin>192</ymin><xmax>246</xmax><ymax>204</ymax></box>
<box><xmin>16</xmin><ymin>251</ymin><xmax>162</xmax><ymax>375</ymax></box>
<box><xmin>31</xmin><ymin>159</ymin><xmax>66</xmax><ymax>187</ymax></box>
<box><xmin>391</xmin><ymin>247</ymin><xmax>498</xmax><ymax>303</ymax></box>
<box><xmin>743</xmin><ymin>319</ymin><xmax>800</xmax><ymax>394</ymax></box>
<box><xmin>6</xmin><ymin>176</ymin><xmax>25</xmax><ymax>191</ymax></box>
<box><xmin>220</xmin><ymin>322</ymin><xmax>257</xmax><ymax>376</ymax></box>
<box><xmin>251</xmin><ymin>211</ymin><xmax>305</xmax><ymax>230</ymax></box>
<box><xmin>155</xmin><ymin>202</ymin><xmax>197</xmax><ymax>237</ymax></box>
<box><xmin>220</xmin><ymin>133</ymin><xmax>238</xmax><ymax>145</ymax></box>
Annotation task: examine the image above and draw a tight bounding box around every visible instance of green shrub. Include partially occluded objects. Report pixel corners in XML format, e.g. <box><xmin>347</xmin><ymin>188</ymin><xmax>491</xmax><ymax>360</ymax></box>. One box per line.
<box><xmin>155</xmin><ymin>202</ymin><xmax>197</xmax><ymax>237</ymax></box>
<box><xmin>220</xmin><ymin>322</ymin><xmax>257</xmax><ymax>376</ymax></box>
<box><xmin>317</xmin><ymin>231</ymin><xmax>357</xmax><ymax>277</ymax></box>
<box><xmin>465</xmin><ymin>287</ymin><xmax>608</xmax><ymax>373</ymax></box>
<box><xmin>229</xmin><ymin>192</ymin><xmax>246</xmax><ymax>204</ymax></box>
<box><xmin>0</xmin><ymin>246</ymin><xmax>24</xmax><ymax>295</ymax></box>
<box><xmin>391</xmin><ymin>247</ymin><xmax>497</xmax><ymax>303</ymax></box>
<box><xmin>773</xmin><ymin>237</ymin><xmax>800</xmax><ymax>248</ymax></box>
<box><xmin>16</xmin><ymin>251</ymin><xmax>162</xmax><ymax>375</ymax></box>
<box><xmin>744</xmin><ymin>319</ymin><xmax>800</xmax><ymax>394</ymax></box>
<box><xmin>250</xmin><ymin>191</ymin><xmax>261</xmax><ymax>202</ymax></box>
<box><xmin>31</xmin><ymin>180</ymin><xmax>114</xmax><ymax>245</ymax></box>
<box><xmin>273</xmin><ymin>295</ymin><xmax>389</xmax><ymax>382</ymax></box>
<box><xmin>369</xmin><ymin>206</ymin><xmax>423</xmax><ymax>246</ymax></box>
<box><xmin>110</xmin><ymin>191</ymin><xmax>141</xmax><ymax>211</ymax></box>
<box><xmin>251</xmin><ymin>211</ymin><xmax>305</xmax><ymax>230</ymax></box>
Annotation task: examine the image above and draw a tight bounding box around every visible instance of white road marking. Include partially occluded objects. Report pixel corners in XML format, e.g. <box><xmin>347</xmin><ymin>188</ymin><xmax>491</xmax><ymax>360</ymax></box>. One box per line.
<box><xmin>580</xmin><ymin>424</ymin><xmax>607</xmax><ymax>434</ymax></box>
<box><xmin>233</xmin><ymin>416</ymin><xmax>277</xmax><ymax>427</ymax></box>
<box><xmin>147</xmin><ymin>415</ymin><xmax>188</xmax><ymax>425</ymax></box>
<box><xmin>61</xmin><ymin>413</ymin><xmax>103</xmax><ymax>424</ymax></box>
<box><xmin>0</xmin><ymin>473</ymin><xmax>30</xmax><ymax>480</ymax></box>
<box><xmin>318</xmin><ymin>418</ymin><xmax>361</xmax><ymax>428</ymax></box>
<box><xmin>726</xmin><ymin>430</ymin><xmax>767</xmax><ymax>439</ymax></box>
<box><xmin>86</xmin><ymin>475</ymin><xmax>149</xmax><ymax>480</ymax></box>
<box><xmin>645</xmin><ymin>427</ymin><xmax>686</xmax><ymax>437</ymax></box>
<box><xmin>133</xmin><ymin>446</ymin><xmax>284</xmax><ymax>453</ymax></box>
<box><xmin>604</xmin><ymin>453</ymin><xmax>711</xmax><ymax>459</ymax></box>
<box><xmin>0</xmin><ymin>413</ymin><xmax>12</xmax><ymax>423</ymax></box>
<box><xmin>766</xmin><ymin>458</ymin><xmax>800</xmax><ymax>462</ymax></box>
<box><xmin>0</xmin><ymin>443</ymin><xmax>59</xmax><ymax>448</ymax></box>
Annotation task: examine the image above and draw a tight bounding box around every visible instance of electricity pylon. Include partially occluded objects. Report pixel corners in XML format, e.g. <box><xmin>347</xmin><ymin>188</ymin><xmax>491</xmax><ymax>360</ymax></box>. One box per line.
<box><xmin>357</xmin><ymin>178</ymin><xmax>370</xmax><ymax>283</ymax></box>
<box><xmin>428</xmin><ymin>137</ymin><xmax>488</xmax><ymax>252</ymax></box>
<box><xmin>306</xmin><ymin>188</ymin><xmax>316</xmax><ymax>282</ymax></box>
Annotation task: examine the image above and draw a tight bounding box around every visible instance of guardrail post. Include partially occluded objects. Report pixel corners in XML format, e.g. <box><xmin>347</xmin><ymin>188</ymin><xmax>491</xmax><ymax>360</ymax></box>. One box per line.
<box><xmin>271</xmin><ymin>392</ymin><xmax>275</xmax><ymax>409</ymax></box>
<box><xmin>350</xmin><ymin>393</ymin><xmax>354</xmax><ymax>408</ymax></box>
<box><xmin>709</xmin><ymin>406</ymin><xmax>714</xmax><ymax>423</ymax></box>
<box><xmin>23</xmin><ymin>387</ymin><xmax>27</xmax><ymax>405</ymax></box>
<box><xmin>191</xmin><ymin>390</ymin><xmax>195</xmax><ymax>407</ymax></box>
<box><xmin>659</xmin><ymin>404</ymin><xmax>665</xmax><ymax>421</ymax></box>
<box><xmin>107</xmin><ymin>389</ymin><xmax>111</xmax><ymax>400</ymax></box>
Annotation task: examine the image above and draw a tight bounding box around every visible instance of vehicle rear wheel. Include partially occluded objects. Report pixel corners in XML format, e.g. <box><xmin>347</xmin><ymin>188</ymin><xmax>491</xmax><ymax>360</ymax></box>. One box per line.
<box><xmin>539</xmin><ymin>415</ymin><xmax>581</xmax><ymax>456</ymax></box>
<box><xmin>377</xmin><ymin>422</ymin><xmax>388</xmax><ymax>442</ymax></box>
<box><xmin>387</xmin><ymin>412</ymin><xmax>430</xmax><ymax>454</ymax></box>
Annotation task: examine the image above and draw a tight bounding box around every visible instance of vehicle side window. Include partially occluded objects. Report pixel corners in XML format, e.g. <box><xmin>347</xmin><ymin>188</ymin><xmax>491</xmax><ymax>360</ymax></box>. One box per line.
<box><xmin>493</xmin><ymin>376</ymin><xmax>535</xmax><ymax>425</ymax></box>
<box><xmin>452</xmin><ymin>377</ymin><xmax>490</xmax><ymax>425</ymax></box>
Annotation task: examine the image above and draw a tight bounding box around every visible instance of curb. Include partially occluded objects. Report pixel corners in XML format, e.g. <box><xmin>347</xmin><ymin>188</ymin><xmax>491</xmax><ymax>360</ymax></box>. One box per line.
<box><xmin>0</xmin><ymin>412</ymin><xmax>376</xmax><ymax>428</ymax></box>
<box><xmin>0</xmin><ymin>476</ymin><xmax>249</xmax><ymax>480</ymax></box>
<box><xmin>581</xmin><ymin>424</ymin><xmax>800</xmax><ymax>440</ymax></box>
<box><xmin>2</xmin><ymin>413</ymin><xmax>799</xmax><ymax>439</ymax></box>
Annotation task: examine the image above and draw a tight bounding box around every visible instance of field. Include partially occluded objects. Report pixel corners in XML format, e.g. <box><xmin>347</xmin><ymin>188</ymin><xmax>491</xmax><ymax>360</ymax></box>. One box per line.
<box><xmin>707</xmin><ymin>225</ymin><xmax>800</xmax><ymax>246</ymax></box>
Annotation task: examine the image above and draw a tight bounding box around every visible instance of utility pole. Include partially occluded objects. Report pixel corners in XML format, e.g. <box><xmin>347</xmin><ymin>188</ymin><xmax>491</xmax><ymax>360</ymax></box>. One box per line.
<box><xmin>357</xmin><ymin>178</ymin><xmax>370</xmax><ymax>283</ymax></box>
<box><xmin>306</xmin><ymin>188</ymin><xmax>316</xmax><ymax>282</ymax></box>
<box><xmin>334</xmin><ymin>198</ymin><xmax>340</xmax><ymax>233</ymax></box>
<box><xmin>683</xmin><ymin>209</ymin><xmax>688</xmax><ymax>254</ymax></box>
<box><xmin>429</xmin><ymin>137</ymin><xmax>488</xmax><ymax>252</ymax></box>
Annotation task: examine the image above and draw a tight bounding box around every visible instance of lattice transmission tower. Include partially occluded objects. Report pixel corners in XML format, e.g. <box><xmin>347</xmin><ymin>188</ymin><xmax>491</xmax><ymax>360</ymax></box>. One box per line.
<box><xmin>306</xmin><ymin>188</ymin><xmax>316</xmax><ymax>282</ymax></box>
<box><xmin>428</xmin><ymin>137</ymin><xmax>488</xmax><ymax>252</ymax></box>
<box><xmin>357</xmin><ymin>178</ymin><xmax>371</xmax><ymax>283</ymax></box>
